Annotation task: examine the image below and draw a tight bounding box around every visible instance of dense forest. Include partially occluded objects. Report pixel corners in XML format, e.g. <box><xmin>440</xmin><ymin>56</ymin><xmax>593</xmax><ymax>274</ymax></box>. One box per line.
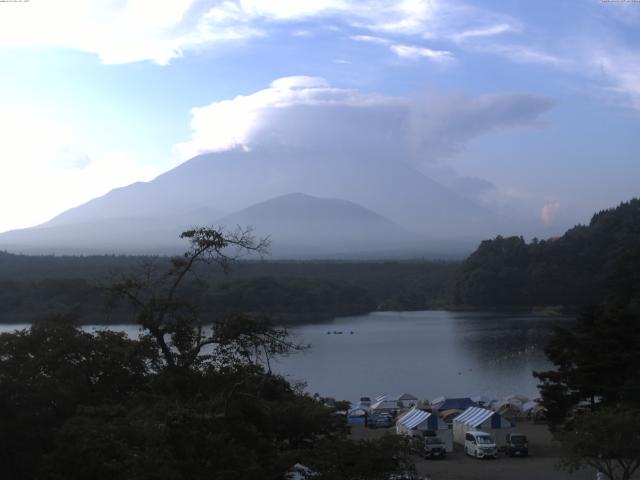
<box><xmin>452</xmin><ymin>198</ymin><xmax>640</xmax><ymax>309</ymax></box>
<box><xmin>4</xmin><ymin>198</ymin><xmax>640</xmax><ymax>322</ymax></box>
<box><xmin>0</xmin><ymin>229</ymin><xmax>415</xmax><ymax>480</ymax></box>
<box><xmin>0</xmin><ymin>251</ymin><xmax>455</xmax><ymax>324</ymax></box>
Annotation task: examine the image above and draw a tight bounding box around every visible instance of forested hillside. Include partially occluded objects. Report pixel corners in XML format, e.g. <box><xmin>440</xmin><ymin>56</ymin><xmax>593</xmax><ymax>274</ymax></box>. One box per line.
<box><xmin>0</xmin><ymin>252</ymin><xmax>455</xmax><ymax>323</ymax></box>
<box><xmin>452</xmin><ymin>198</ymin><xmax>640</xmax><ymax>308</ymax></box>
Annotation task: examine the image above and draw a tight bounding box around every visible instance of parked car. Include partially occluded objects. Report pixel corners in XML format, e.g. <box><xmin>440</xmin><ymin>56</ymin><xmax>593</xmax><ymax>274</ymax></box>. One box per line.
<box><xmin>505</xmin><ymin>433</ymin><xmax>529</xmax><ymax>457</ymax></box>
<box><xmin>409</xmin><ymin>434</ymin><xmax>445</xmax><ymax>458</ymax></box>
<box><xmin>420</xmin><ymin>436</ymin><xmax>447</xmax><ymax>459</ymax></box>
<box><xmin>368</xmin><ymin>413</ymin><xmax>394</xmax><ymax>428</ymax></box>
<box><xmin>464</xmin><ymin>431</ymin><xmax>498</xmax><ymax>459</ymax></box>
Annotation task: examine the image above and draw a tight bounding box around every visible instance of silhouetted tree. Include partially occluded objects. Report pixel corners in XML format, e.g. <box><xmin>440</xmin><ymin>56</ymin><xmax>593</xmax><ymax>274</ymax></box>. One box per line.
<box><xmin>0</xmin><ymin>228</ymin><xmax>412</xmax><ymax>479</ymax></box>
<box><xmin>557</xmin><ymin>408</ymin><xmax>640</xmax><ymax>480</ymax></box>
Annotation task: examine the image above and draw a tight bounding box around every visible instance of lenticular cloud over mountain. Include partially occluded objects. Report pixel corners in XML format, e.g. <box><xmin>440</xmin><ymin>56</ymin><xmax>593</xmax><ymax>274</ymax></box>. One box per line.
<box><xmin>0</xmin><ymin>77</ymin><xmax>556</xmax><ymax>257</ymax></box>
<box><xmin>174</xmin><ymin>75</ymin><xmax>401</xmax><ymax>158</ymax></box>
<box><xmin>175</xmin><ymin>75</ymin><xmax>554</xmax><ymax>167</ymax></box>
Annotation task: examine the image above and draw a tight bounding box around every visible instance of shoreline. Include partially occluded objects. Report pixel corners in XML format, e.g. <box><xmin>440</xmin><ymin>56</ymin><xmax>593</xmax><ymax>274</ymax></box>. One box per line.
<box><xmin>0</xmin><ymin>305</ymin><xmax>574</xmax><ymax>327</ymax></box>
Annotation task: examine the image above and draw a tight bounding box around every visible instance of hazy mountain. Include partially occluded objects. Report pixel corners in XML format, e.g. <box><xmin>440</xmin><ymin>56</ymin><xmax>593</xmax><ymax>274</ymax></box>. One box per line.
<box><xmin>0</xmin><ymin>150</ymin><xmax>509</xmax><ymax>256</ymax></box>
<box><xmin>137</xmin><ymin>150</ymin><xmax>505</xmax><ymax>239</ymax></box>
<box><xmin>0</xmin><ymin>208</ymin><xmax>224</xmax><ymax>255</ymax></box>
<box><xmin>216</xmin><ymin>192</ymin><xmax>422</xmax><ymax>257</ymax></box>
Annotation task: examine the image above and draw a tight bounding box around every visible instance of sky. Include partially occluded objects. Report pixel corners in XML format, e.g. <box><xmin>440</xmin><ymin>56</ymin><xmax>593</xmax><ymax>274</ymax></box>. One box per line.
<box><xmin>0</xmin><ymin>0</ymin><xmax>638</xmax><ymax>234</ymax></box>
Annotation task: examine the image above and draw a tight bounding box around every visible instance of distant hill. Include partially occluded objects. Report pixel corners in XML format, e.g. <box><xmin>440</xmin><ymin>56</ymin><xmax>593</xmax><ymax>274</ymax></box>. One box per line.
<box><xmin>0</xmin><ymin>150</ymin><xmax>510</xmax><ymax>257</ymax></box>
<box><xmin>216</xmin><ymin>193</ymin><xmax>422</xmax><ymax>257</ymax></box>
<box><xmin>451</xmin><ymin>198</ymin><xmax>640</xmax><ymax>308</ymax></box>
<box><xmin>0</xmin><ymin>192</ymin><xmax>433</xmax><ymax>257</ymax></box>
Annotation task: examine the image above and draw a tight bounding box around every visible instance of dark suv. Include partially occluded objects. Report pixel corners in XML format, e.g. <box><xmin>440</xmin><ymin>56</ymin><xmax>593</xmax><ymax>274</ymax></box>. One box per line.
<box><xmin>505</xmin><ymin>433</ymin><xmax>528</xmax><ymax>457</ymax></box>
<box><xmin>415</xmin><ymin>436</ymin><xmax>446</xmax><ymax>459</ymax></box>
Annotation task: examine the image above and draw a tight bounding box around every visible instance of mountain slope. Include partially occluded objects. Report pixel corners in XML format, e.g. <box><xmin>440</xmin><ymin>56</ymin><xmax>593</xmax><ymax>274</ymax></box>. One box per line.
<box><xmin>0</xmin><ymin>207</ymin><xmax>223</xmax><ymax>255</ymax></box>
<box><xmin>42</xmin><ymin>150</ymin><xmax>505</xmax><ymax>236</ymax></box>
<box><xmin>0</xmin><ymin>150</ymin><xmax>509</xmax><ymax>256</ymax></box>
<box><xmin>216</xmin><ymin>193</ymin><xmax>420</xmax><ymax>256</ymax></box>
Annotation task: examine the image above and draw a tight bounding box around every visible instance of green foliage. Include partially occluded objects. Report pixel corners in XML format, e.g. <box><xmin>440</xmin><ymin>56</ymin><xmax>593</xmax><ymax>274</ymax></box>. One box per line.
<box><xmin>205</xmin><ymin>276</ymin><xmax>376</xmax><ymax>321</ymax></box>
<box><xmin>0</xmin><ymin>255</ymin><xmax>454</xmax><ymax>324</ymax></box>
<box><xmin>534</xmin><ymin>305</ymin><xmax>640</xmax><ymax>427</ymax></box>
<box><xmin>452</xmin><ymin>198</ymin><xmax>640</xmax><ymax>308</ymax></box>
<box><xmin>0</xmin><ymin>315</ymin><xmax>155</xmax><ymax>479</ymax></box>
<box><xmin>0</xmin><ymin>313</ymin><xmax>401</xmax><ymax>479</ymax></box>
<box><xmin>0</xmin><ymin>228</ymin><xmax>413</xmax><ymax>479</ymax></box>
<box><xmin>304</xmin><ymin>435</ymin><xmax>415</xmax><ymax>480</ymax></box>
<box><xmin>557</xmin><ymin>408</ymin><xmax>640</xmax><ymax>480</ymax></box>
<box><xmin>533</xmin><ymin>222</ymin><xmax>640</xmax><ymax>479</ymax></box>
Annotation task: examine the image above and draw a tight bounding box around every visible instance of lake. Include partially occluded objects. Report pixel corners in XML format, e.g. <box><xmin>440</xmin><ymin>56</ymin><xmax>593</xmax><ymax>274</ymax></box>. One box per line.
<box><xmin>274</xmin><ymin>310</ymin><xmax>571</xmax><ymax>404</ymax></box>
<box><xmin>0</xmin><ymin>310</ymin><xmax>571</xmax><ymax>405</ymax></box>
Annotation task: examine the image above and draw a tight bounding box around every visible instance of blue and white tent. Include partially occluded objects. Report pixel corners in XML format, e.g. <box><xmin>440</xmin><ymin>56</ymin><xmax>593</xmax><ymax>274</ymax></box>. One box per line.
<box><xmin>396</xmin><ymin>408</ymin><xmax>438</xmax><ymax>432</ymax></box>
<box><xmin>396</xmin><ymin>408</ymin><xmax>453</xmax><ymax>452</ymax></box>
<box><xmin>347</xmin><ymin>407</ymin><xmax>370</xmax><ymax>424</ymax></box>
<box><xmin>432</xmin><ymin>397</ymin><xmax>477</xmax><ymax>412</ymax></box>
<box><xmin>370</xmin><ymin>393</ymin><xmax>418</xmax><ymax>413</ymax></box>
<box><xmin>453</xmin><ymin>406</ymin><xmax>513</xmax><ymax>445</ymax></box>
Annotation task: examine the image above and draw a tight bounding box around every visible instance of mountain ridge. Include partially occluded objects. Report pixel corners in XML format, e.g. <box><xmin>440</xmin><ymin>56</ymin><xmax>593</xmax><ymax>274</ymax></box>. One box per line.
<box><xmin>0</xmin><ymin>150</ymin><xmax>511</xmax><ymax>257</ymax></box>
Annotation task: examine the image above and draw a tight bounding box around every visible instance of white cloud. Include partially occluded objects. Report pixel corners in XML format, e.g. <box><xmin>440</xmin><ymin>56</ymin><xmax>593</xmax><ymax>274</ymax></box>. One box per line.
<box><xmin>351</xmin><ymin>36</ymin><xmax>453</xmax><ymax>62</ymax></box>
<box><xmin>591</xmin><ymin>48</ymin><xmax>640</xmax><ymax>110</ymax></box>
<box><xmin>351</xmin><ymin>0</ymin><xmax>439</xmax><ymax>35</ymax></box>
<box><xmin>0</xmin><ymin>0</ymin><xmax>262</xmax><ymax>65</ymax></box>
<box><xmin>174</xmin><ymin>76</ymin><xmax>399</xmax><ymax>159</ymax></box>
<box><xmin>291</xmin><ymin>30</ymin><xmax>313</xmax><ymax>37</ymax></box>
<box><xmin>486</xmin><ymin>44</ymin><xmax>564</xmax><ymax>66</ymax></box>
<box><xmin>390</xmin><ymin>44</ymin><xmax>452</xmax><ymax>60</ymax></box>
<box><xmin>0</xmin><ymin>0</ymin><xmax>384</xmax><ymax>65</ymax></box>
<box><xmin>350</xmin><ymin>34</ymin><xmax>392</xmax><ymax>45</ymax></box>
<box><xmin>0</xmin><ymin>110</ymin><xmax>159</xmax><ymax>232</ymax></box>
<box><xmin>176</xmin><ymin>76</ymin><xmax>554</xmax><ymax>164</ymax></box>
<box><xmin>450</xmin><ymin>23</ymin><xmax>515</xmax><ymax>42</ymax></box>
<box><xmin>541</xmin><ymin>201</ymin><xmax>561</xmax><ymax>225</ymax></box>
<box><xmin>0</xmin><ymin>0</ymin><xmax>523</xmax><ymax>65</ymax></box>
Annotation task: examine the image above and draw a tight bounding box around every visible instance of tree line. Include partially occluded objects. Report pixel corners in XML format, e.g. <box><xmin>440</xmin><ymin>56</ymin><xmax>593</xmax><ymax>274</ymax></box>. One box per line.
<box><xmin>0</xmin><ymin>251</ymin><xmax>455</xmax><ymax>324</ymax></box>
<box><xmin>452</xmin><ymin>198</ymin><xmax>640</xmax><ymax>309</ymax></box>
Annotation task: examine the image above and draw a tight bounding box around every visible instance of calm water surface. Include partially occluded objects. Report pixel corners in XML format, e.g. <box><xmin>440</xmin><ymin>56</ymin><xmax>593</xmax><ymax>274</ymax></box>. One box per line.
<box><xmin>274</xmin><ymin>310</ymin><xmax>571</xmax><ymax>403</ymax></box>
<box><xmin>0</xmin><ymin>310</ymin><xmax>571</xmax><ymax>404</ymax></box>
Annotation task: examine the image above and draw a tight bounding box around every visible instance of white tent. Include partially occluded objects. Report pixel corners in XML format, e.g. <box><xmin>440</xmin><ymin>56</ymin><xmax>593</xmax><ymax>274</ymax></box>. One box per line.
<box><xmin>506</xmin><ymin>394</ymin><xmax>529</xmax><ymax>404</ymax></box>
<box><xmin>453</xmin><ymin>406</ymin><xmax>513</xmax><ymax>445</ymax></box>
<box><xmin>370</xmin><ymin>393</ymin><xmax>418</xmax><ymax>413</ymax></box>
<box><xmin>492</xmin><ymin>400</ymin><xmax>523</xmax><ymax>418</ymax></box>
<box><xmin>521</xmin><ymin>400</ymin><xmax>538</xmax><ymax>413</ymax></box>
<box><xmin>521</xmin><ymin>400</ymin><xmax>546</xmax><ymax>419</ymax></box>
<box><xmin>470</xmin><ymin>395</ymin><xmax>493</xmax><ymax>407</ymax></box>
<box><xmin>347</xmin><ymin>407</ymin><xmax>369</xmax><ymax>424</ymax></box>
<box><xmin>395</xmin><ymin>408</ymin><xmax>453</xmax><ymax>452</ymax></box>
<box><xmin>286</xmin><ymin>464</ymin><xmax>317</xmax><ymax>480</ymax></box>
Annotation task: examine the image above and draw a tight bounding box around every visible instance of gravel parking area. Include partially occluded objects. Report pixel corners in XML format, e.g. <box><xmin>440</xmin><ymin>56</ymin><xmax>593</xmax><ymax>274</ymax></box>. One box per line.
<box><xmin>351</xmin><ymin>421</ymin><xmax>595</xmax><ymax>480</ymax></box>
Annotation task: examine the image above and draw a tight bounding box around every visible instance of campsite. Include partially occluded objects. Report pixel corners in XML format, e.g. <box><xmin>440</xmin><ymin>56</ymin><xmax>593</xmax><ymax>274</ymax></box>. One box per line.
<box><xmin>348</xmin><ymin>394</ymin><xmax>593</xmax><ymax>480</ymax></box>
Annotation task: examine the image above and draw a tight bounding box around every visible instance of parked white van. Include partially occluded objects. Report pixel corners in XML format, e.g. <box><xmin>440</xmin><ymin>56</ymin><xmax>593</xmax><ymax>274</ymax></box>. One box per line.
<box><xmin>464</xmin><ymin>431</ymin><xmax>497</xmax><ymax>459</ymax></box>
